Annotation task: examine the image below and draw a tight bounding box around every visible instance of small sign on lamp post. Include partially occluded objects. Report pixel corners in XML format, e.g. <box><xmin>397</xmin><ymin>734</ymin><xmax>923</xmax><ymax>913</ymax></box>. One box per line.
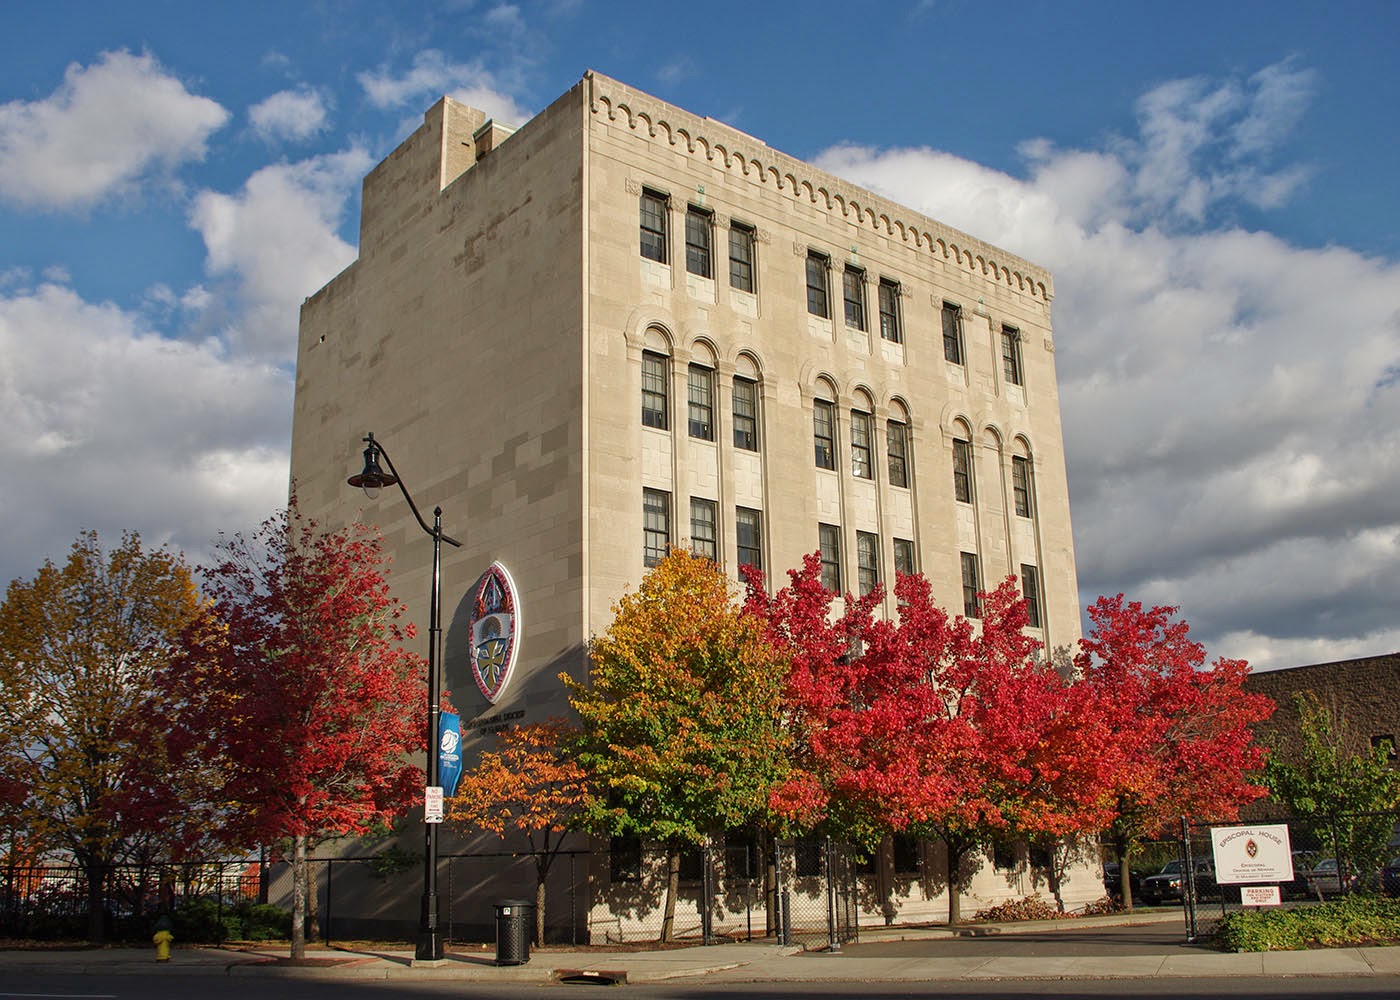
<box><xmin>424</xmin><ymin>786</ymin><xmax>444</xmax><ymax>824</ymax></box>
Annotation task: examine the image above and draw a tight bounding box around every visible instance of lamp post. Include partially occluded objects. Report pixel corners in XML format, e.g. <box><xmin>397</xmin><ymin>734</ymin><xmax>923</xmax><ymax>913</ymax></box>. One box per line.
<box><xmin>348</xmin><ymin>431</ymin><xmax>462</xmax><ymax>962</ymax></box>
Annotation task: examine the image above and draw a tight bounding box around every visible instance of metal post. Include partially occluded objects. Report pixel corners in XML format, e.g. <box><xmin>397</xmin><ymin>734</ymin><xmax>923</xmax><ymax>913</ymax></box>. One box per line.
<box><xmin>701</xmin><ymin>838</ymin><xmax>715</xmax><ymax>945</ymax></box>
<box><xmin>418</xmin><ymin>507</ymin><xmax>445</xmax><ymax>961</ymax></box>
<box><xmin>825</xmin><ymin>837</ymin><xmax>840</xmax><ymax>952</ymax></box>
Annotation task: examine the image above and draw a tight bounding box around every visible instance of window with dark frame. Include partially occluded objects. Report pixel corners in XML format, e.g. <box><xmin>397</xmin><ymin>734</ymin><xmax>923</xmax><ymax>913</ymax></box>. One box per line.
<box><xmin>1002</xmin><ymin>325</ymin><xmax>1024</xmax><ymax>386</ymax></box>
<box><xmin>736</xmin><ymin>507</ymin><xmax>763</xmax><ymax>572</ymax></box>
<box><xmin>732</xmin><ymin>376</ymin><xmax>758</xmax><ymax>451</ymax></box>
<box><xmin>843</xmin><ymin>265</ymin><xmax>866</xmax><ymax>330</ymax></box>
<box><xmin>942</xmin><ymin>301</ymin><xmax>963</xmax><ymax>364</ymax></box>
<box><xmin>813</xmin><ymin>399</ymin><xmax>836</xmax><ymax>470</ymax></box>
<box><xmin>643</xmin><ymin>488</ymin><xmax>671</xmax><ymax>567</ymax></box>
<box><xmin>610</xmin><ymin>835</ymin><xmax>642</xmax><ymax>882</ymax></box>
<box><xmin>640</xmin><ymin>189</ymin><xmax>668</xmax><ymax>263</ymax></box>
<box><xmin>953</xmin><ymin>438</ymin><xmax>974</xmax><ymax>503</ymax></box>
<box><xmin>878</xmin><ymin>278</ymin><xmax>901</xmax><ymax>343</ymax></box>
<box><xmin>690</xmin><ymin>498</ymin><xmax>718</xmax><ymax>562</ymax></box>
<box><xmin>1020</xmin><ymin>563</ymin><xmax>1042</xmax><ymax>629</ymax></box>
<box><xmin>641</xmin><ymin>351</ymin><xmax>669</xmax><ymax>429</ymax></box>
<box><xmin>685</xmin><ymin>206</ymin><xmax>713</xmax><ymax>278</ymax></box>
<box><xmin>893</xmin><ymin>834</ymin><xmax>921</xmax><ymax>875</ymax></box>
<box><xmin>806</xmin><ymin>250</ymin><xmax>830</xmax><ymax>318</ymax></box>
<box><xmin>687</xmin><ymin>364</ymin><xmax>714</xmax><ymax>440</ymax></box>
<box><xmin>893</xmin><ymin>538</ymin><xmax>915</xmax><ymax>577</ymax></box>
<box><xmin>887</xmin><ymin>419</ymin><xmax>909</xmax><ymax>488</ymax></box>
<box><xmin>857</xmin><ymin>531</ymin><xmax>879</xmax><ymax>596</ymax></box>
<box><xmin>728</xmin><ymin>222</ymin><xmax>755</xmax><ymax>292</ymax></box>
<box><xmin>961</xmin><ymin>551</ymin><xmax>982</xmax><ymax>618</ymax></box>
<box><xmin>1012</xmin><ymin>455</ymin><xmax>1034</xmax><ymax>517</ymax></box>
<box><xmin>851</xmin><ymin>410</ymin><xmax>873</xmax><ymax>479</ymax></box>
<box><xmin>819</xmin><ymin>524</ymin><xmax>842</xmax><ymax>592</ymax></box>
<box><xmin>1371</xmin><ymin>734</ymin><xmax>1397</xmax><ymax>762</ymax></box>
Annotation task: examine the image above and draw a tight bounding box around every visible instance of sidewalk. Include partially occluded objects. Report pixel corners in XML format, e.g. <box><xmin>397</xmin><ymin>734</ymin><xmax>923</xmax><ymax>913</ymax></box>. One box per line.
<box><xmin>3</xmin><ymin>912</ymin><xmax>1398</xmax><ymax>984</ymax></box>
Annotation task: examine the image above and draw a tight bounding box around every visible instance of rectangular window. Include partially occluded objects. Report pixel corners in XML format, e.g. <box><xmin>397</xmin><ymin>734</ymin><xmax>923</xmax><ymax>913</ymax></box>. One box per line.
<box><xmin>850</xmin><ymin>410</ymin><xmax>873</xmax><ymax>479</ymax></box>
<box><xmin>690</xmin><ymin>498</ymin><xmax>718</xmax><ymax>561</ymax></box>
<box><xmin>640</xmin><ymin>189</ymin><xmax>668</xmax><ymax>263</ymax></box>
<box><xmin>687</xmin><ymin>364</ymin><xmax>714</xmax><ymax>440</ymax></box>
<box><xmin>736</xmin><ymin>507</ymin><xmax>763</xmax><ymax>572</ymax></box>
<box><xmin>819</xmin><ymin>524</ymin><xmax>842</xmax><ymax>592</ymax></box>
<box><xmin>728</xmin><ymin>222</ymin><xmax>755</xmax><ymax>292</ymax></box>
<box><xmin>813</xmin><ymin>399</ymin><xmax>836</xmax><ymax>470</ymax></box>
<box><xmin>893</xmin><ymin>538</ymin><xmax>916</xmax><ymax>577</ymax></box>
<box><xmin>878</xmin><ymin>278</ymin><xmax>901</xmax><ymax>343</ymax></box>
<box><xmin>857</xmin><ymin>531</ymin><xmax>880</xmax><ymax>596</ymax></box>
<box><xmin>1012</xmin><ymin>455</ymin><xmax>1034</xmax><ymax>518</ymax></box>
<box><xmin>961</xmin><ymin>551</ymin><xmax>982</xmax><ymax>619</ymax></box>
<box><xmin>843</xmin><ymin>265</ymin><xmax>866</xmax><ymax>330</ymax></box>
<box><xmin>610</xmin><ymin>835</ymin><xmax>642</xmax><ymax>882</ymax></box>
<box><xmin>805</xmin><ymin>250</ymin><xmax>830</xmax><ymax>318</ymax></box>
<box><xmin>732</xmin><ymin>377</ymin><xmax>758</xmax><ymax>451</ymax></box>
<box><xmin>1002</xmin><ymin>325</ymin><xmax>1024</xmax><ymax>386</ymax></box>
<box><xmin>942</xmin><ymin>301</ymin><xmax>963</xmax><ymax>364</ymax></box>
<box><xmin>643</xmin><ymin>489</ymin><xmax>671</xmax><ymax>567</ymax></box>
<box><xmin>893</xmin><ymin>834</ymin><xmax>921</xmax><ymax>875</ymax></box>
<box><xmin>1020</xmin><ymin>563</ymin><xmax>1042</xmax><ymax>629</ymax></box>
<box><xmin>641</xmin><ymin>351</ymin><xmax>668</xmax><ymax>429</ymax></box>
<box><xmin>887</xmin><ymin>420</ymin><xmax>909</xmax><ymax>488</ymax></box>
<box><xmin>953</xmin><ymin>438</ymin><xmax>974</xmax><ymax>503</ymax></box>
<box><xmin>685</xmin><ymin>206</ymin><xmax>712</xmax><ymax>278</ymax></box>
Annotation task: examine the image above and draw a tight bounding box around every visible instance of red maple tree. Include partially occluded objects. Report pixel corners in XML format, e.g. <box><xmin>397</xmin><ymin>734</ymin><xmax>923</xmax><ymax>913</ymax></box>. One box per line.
<box><xmin>1075</xmin><ymin>594</ymin><xmax>1274</xmax><ymax>909</ymax></box>
<box><xmin>164</xmin><ymin>499</ymin><xmax>426</xmax><ymax>957</ymax></box>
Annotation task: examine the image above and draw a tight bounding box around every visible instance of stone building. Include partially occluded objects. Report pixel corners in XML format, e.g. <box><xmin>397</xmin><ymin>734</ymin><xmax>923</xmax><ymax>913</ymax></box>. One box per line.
<box><xmin>1245</xmin><ymin>653</ymin><xmax>1399</xmax><ymax>763</ymax></box>
<box><xmin>290</xmin><ymin>71</ymin><xmax>1089</xmax><ymax>939</ymax></box>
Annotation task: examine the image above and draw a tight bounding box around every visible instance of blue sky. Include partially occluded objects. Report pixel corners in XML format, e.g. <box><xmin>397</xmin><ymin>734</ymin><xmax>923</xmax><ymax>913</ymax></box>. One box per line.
<box><xmin>2</xmin><ymin>0</ymin><xmax>1398</xmax><ymax>669</ymax></box>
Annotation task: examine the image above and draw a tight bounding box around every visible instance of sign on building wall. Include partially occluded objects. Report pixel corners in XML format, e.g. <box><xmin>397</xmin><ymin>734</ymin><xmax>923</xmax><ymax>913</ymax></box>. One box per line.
<box><xmin>468</xmin><ymin>561</ymin><xmax>521</xmax><ymax>704</ymax></box>
<box><xmin>1210</xmin><ymin>824</ymin><xmax>1294</xmax><ymax>884</ymax></box>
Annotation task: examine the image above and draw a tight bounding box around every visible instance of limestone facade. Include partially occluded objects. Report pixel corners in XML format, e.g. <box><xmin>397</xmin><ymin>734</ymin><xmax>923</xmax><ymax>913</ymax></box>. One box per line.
<box><xmin>290</xmin><ymin>72</ymin><xmax>1091</xmax><ymax>937</ymax></box>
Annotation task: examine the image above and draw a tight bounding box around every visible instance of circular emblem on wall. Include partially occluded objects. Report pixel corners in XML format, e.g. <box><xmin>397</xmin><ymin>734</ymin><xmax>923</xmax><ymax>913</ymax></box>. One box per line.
<box><xmin>468</xmin><ymin>562</ymin><xmax>521</xmax><ymax>704</ymax></box>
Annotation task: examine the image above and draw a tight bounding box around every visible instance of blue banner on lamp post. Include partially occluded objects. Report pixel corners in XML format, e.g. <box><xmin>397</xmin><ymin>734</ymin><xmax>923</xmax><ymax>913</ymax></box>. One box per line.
<box><xmin>439</xmin><ymin>712</ymin><xmax>463</xmax><ymax>798</ymax></box>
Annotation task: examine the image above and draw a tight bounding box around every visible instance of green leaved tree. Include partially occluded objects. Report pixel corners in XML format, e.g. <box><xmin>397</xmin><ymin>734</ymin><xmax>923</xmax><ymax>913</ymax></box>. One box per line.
<box><xmin>565</xmin><ymin>549</ymin><xmax>790</xmax><ymax>942</ymax></box>
<box><xmin>1265</xmin><ymin>692</ymin><xmax>1400</xmax><ymax>880</ymax></box>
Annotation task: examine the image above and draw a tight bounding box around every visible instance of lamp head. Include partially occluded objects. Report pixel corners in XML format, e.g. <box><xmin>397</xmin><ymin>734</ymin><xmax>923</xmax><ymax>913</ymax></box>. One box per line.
<box><xmin>347</xmin><ymin>433</ymin><xmax>398</xmax><ymax>500</ymax></box>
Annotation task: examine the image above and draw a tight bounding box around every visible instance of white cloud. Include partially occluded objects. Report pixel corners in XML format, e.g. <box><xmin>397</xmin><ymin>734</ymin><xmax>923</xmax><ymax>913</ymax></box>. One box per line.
<box><xmin>0</xmin><ymin>50</ymin><xmax>229</xmax><ymax>211</ymax></box>
<box><xmin>248</xmin><ymin>88</ymin><xmax>329</xmax><ymax>143</ymax></box>
<box><xmin>814</xmin><ymin>59</ymin><xmax>1400</xmax><ymax>670</ymax></box>
<box><xmin>0</xmin><ymin>282</ymin><xmax>290</xmax><ymax>583</ymax></box>
<box><xmin>188</xmin><ymin>148</ymin><xmax>370</xmax><ymax>360</ymax></box>
<box><xmin>357</xmin><ymin>50</ymin><xmax>530</xmax><ymax>125</ymax></box>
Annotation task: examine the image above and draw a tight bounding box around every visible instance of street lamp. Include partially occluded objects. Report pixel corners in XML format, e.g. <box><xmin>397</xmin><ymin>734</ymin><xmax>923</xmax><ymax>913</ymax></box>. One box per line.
<box><xmin>348</xmin><ymin>431</ymin><xmax>462</xmax><ymax>962</ymax></box>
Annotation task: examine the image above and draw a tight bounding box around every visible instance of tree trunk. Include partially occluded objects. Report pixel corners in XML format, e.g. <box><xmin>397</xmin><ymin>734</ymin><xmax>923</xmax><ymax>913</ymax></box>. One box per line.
<box><xmin>1118</xmin><ymin>839</ymin><xmax>1135</xmax><ymax>912</ymax></box>
<box><xmin>290</xmin><ymin>834</ymin><xmax>306</xmax><ymax>960</ymax></box>
<box><xmin>84</xmin><ymin>860</ymin><xmax>106</xmax><ymax>944</ymax></box>
<box><xmin>305</xmin><ymin>861</ymin><xmax>320</xmax><ymax>942</ymax></box>
<box><xmin>534</xmin><ymin>863</ymin><xmax>548</xmax><ymax>946</ymax></box>
<box><xmin>946</xmin><ymin>847</ymin><xmax>962</xmax><ymax>926</ymax></box>
<box><xmin>764</xmin><ymin>831</ymin><xmax>778</xmax><ymax>937</ymax></box>
<box><xmin>659</xmin><ymin>844</ymin><xmax>681</xmax><ymax>943</ymax></box>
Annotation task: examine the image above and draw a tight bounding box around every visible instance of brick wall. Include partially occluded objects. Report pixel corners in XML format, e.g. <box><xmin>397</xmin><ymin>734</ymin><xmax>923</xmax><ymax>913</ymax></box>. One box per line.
<box><xmin>1245</xmin><ymin>653</ymin><xmax>1400</xmax><ymax>760</ymax></box>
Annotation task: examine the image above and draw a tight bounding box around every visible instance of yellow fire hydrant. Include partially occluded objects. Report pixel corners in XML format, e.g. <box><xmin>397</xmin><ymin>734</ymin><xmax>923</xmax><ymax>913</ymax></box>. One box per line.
<box><xmin>153</xmin><ymin>914</ymin><xmax>174</xmax><ymax>962</ymax></box>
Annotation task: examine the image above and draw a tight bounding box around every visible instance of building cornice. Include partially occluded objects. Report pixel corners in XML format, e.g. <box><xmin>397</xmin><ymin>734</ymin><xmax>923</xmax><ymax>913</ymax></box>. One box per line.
<box><xmin>585</xmin><ymin>70</ymin><xmax>1052</xmax><ymax>304</ymax></box>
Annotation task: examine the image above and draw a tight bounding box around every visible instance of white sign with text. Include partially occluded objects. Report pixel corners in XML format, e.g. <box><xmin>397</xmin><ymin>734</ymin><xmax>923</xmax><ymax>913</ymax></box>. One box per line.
<box><xmin>1210</xmin><ymin>823</ymin><xmax>1293</xmax><ymax>884</ymax></box>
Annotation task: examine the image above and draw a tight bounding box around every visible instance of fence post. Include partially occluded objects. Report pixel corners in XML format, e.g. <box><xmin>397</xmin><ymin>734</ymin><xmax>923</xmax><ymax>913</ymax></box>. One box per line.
<box><xmin>824</xmin><ymin>837</ymin><xmax>840</xmax><ymax>953</ymax></box>
<box><xmin>773</xmin><ymin>839</ymin><xmax>789</xmax><ymax>946</ymax></box>
<box><xmin>1179</xmin><ymin>816</ymin><xmax>1198</xmax><ymax>942</ymax></box>
<box><xmin>701</xmin><ymin>837</ymin><xmax>715</xmax><ymax>945</ymax></box>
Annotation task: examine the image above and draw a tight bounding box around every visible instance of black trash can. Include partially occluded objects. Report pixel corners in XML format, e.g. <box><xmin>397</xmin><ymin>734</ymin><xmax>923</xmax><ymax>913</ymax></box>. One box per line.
<box><xmin>494</xmin><ymin>900</ymin><xmax>532</xmax><ymax>966</ymax></box>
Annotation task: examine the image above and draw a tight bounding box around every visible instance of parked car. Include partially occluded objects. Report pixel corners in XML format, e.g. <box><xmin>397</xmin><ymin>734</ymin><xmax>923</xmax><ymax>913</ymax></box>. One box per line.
<box><xmin>1280</xmin><ymin>850</ymin><xmax>1320</xmax><ymax>900</ymax></box>
<box><xmin>1381</xmin><ymin>856</ymin><xmax>1400</xmax><ymax>898</ymax></box>
<box><xmin>1140</xmin><ymin>859</ymin><xmax>1220</xmax><ymax>905</ymax></box>
<box><xmin>1102</xmin><ymin>861</ymin><xmax>1146</xmax><ymax>901</ymax></box>
<box><xmin>1305</xmin><ymin>858</ymin><xmax>1357</xmax><ymax>897</ymax></box>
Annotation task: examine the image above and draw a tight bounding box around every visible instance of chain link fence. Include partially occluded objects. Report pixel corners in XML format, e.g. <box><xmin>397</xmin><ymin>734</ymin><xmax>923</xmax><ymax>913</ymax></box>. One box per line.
<box><xmin>1175</xmin><ymin>809</ymin><xmax>1400</xmax><ymax>939</ymax></box>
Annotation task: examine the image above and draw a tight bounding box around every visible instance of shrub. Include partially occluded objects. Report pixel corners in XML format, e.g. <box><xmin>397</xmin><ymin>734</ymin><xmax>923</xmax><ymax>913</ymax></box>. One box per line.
<box><xmin>974</xmin><ymin>893</ymin><xmax>1072</xmax><ymax>922</ymax></box>
<box><xmin>240</xmin><ymin>902</ymin><xmax>292</xmax><ymax>940</ymax></box>
<box><xmin>1214</xmin><ymin>894</ymin><xmax>1400</xmax><ymax>952</ymax></box>
<box><xmin>1080</xmin><ymin>895</ymin><xmax>1126</xmax><ymax>916</ymax></box>
<box><xmin>170</xmin><ymin>897</ymin><xmax>242</xmax><ymax>943</ymax></box>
